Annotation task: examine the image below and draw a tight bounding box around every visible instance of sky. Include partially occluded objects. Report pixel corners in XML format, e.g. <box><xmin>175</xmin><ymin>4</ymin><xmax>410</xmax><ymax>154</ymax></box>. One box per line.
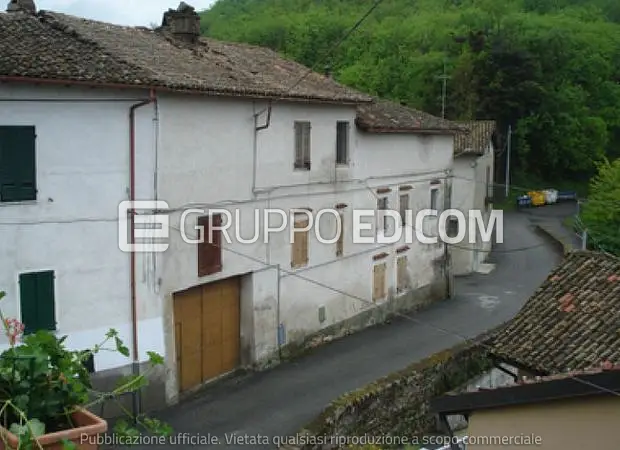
<box><xmin>36</xmin><ymin>0</ymin><xmax>218</xmax><ymax>26</ymax></box>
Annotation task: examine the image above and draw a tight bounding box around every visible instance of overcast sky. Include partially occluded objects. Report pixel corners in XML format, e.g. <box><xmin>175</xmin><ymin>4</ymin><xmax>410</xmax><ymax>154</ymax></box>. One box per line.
<box><xmin>36</xmin><ymin>0</ymin><xmax>217</xmax><ymax>26</ymax></box>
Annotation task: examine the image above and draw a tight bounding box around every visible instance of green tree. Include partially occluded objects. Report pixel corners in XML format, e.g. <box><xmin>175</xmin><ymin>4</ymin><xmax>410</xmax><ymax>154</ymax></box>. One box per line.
<box><xmin>581</xmin><ymin>158</ymin><xmax>620</xmax><ymax>255</ymax></box>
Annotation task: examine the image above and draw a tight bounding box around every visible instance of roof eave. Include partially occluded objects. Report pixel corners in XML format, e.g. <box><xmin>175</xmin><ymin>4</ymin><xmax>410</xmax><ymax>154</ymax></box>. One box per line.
<box><xmin>356</xmin><ymin>125</ymin><xmax>460</xmax><ymax>135</ymax></box>
<box><xmin>0</xmin><ymin>75</ymin><xmax>371</xmax><ymax>104</ymax></box>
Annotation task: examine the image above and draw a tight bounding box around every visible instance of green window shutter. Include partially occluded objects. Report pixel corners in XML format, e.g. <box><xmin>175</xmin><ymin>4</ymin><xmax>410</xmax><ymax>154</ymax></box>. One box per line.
<box><xmin>0</xmin><ymin>126</ymin><xmax>36</xmax><ymax>202</ymax></box>
<box><xmin>19</xmin><ymin>271</ymin><xmax>56</xmax><ymax>335</ymax></box>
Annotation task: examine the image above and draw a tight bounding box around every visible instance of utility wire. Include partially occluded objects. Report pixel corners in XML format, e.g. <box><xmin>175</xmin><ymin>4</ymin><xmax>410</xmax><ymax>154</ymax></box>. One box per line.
<box><xmin>167</xmin><ymin>218</ymin><xmax>620</xmax><ymax>398</ymax></box>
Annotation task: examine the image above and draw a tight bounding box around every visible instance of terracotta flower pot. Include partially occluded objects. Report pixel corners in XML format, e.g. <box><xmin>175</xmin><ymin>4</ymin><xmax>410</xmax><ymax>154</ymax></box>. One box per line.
<box><xmin>0</xmin><ymin>408</ymin><xmax>107</xmax><ymax>450</ymax></box>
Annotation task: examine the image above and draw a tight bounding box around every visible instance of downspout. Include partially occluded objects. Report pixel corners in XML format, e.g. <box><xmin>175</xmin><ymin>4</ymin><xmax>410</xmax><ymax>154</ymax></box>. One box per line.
<box><xmin>252</xmin><ymin>102</ymin><xmax>272</xmax><ymax>196</ymax></box>
<box><xmin>128</xmin><ymin>89</ymin><xmax>156</xmax><ymax>419</ymax></box>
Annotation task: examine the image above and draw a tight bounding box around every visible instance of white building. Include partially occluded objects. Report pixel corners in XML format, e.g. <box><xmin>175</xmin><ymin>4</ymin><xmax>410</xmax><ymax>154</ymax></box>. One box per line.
<box><xmin>450</xmin><ymin>121</ymin><xmax>497</xmax><ymax>275</ymax></box>
<box><xmin>0</xmin><ymin>1</ymin><xmax>463</xmax><ymax>410</ymax></box>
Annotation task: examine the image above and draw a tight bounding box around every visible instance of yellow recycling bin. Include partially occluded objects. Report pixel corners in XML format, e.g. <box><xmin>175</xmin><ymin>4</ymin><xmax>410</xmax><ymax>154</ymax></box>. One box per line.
<box><xmin>528</xmin><ymin>191</ymin><xmax>546</xmax><ymax>207</ymax></box>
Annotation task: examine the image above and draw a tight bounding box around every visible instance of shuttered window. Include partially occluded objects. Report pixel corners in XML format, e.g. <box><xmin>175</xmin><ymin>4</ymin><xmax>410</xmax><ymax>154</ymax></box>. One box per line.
<box><xmin>198</xmin><ymin>214</ymin><xmax>223</xmax><ymax>276</ymax></box>
<box><xmin>397</xmin><ymin>256</ymin><xmax>409</xmax><ymax>293</ymax></box>
<box><xmin>372</xmin><ymin>262</ymin><xmax>387</xmax><ymax>302</ymax></box>
<box><xmin>19</xmin><ymin>271</ymin><xmax>56</xmax><ymax>335</ymax></box>
<box><xmin>291</xmin><ymin>216</ymin><xmax>309</xmax><ymax>268</ymax></box>
<box><xmin>399</xmin><ymin>194</ymin><xmax>409</xmax><ymax>227</ymax></box>
<box><xmin>336</xmin><ymin>212</ymin><xmax>344</xmax><ymax>257</ymax></box>
<box><xmin>377</xmin><ymin>197</ymin><xmax>388</xmax><ymax>233</ymax></box>
<box><xmin>430</xmin><ymin>188</ymin><xmax>439</xmax><ymax>211</ymax></box>
<box><xmin>294</xmin><ymin>121</ymin><xmax>311</xmax><ymax>170</ymax></box>
<box><xmin>0</xmin><ymin>126</ymin><xmax>36</xmax><ymax>202</ymax></box>
<box><xmin>336</xmin><ymin>121</ymin><xmax>349</xmax><ymax>165</ymax></box>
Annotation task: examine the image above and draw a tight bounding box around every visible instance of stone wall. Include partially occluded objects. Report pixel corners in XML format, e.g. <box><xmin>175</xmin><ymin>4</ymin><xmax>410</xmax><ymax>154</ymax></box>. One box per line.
<box><xmin>283</xmin><ymin>341</ymin><xmax>493</xmax><ymax>450</ymax></box>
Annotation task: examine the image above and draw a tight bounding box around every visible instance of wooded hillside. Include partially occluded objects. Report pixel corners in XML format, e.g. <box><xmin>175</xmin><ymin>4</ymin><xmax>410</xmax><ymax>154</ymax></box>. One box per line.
<box><xmin>200</xmin><ymin>0</ymin><xmax>620</xmax><ymax>187</ymax></box>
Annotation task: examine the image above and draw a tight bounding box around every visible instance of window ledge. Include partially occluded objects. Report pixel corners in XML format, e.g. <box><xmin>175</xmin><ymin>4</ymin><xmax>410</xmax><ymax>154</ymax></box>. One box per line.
<box><xmin>0</xmin><ymin>200</ymin><xmax>37</xmax><ymax>207</ymax></box>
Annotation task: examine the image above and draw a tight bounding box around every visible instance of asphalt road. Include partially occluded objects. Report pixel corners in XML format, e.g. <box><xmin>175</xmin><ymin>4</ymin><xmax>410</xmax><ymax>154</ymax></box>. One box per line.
<box><xmin>118</xmin><ymin>211</ymin><xmax>561</xmax><ymax>450</ymax></box>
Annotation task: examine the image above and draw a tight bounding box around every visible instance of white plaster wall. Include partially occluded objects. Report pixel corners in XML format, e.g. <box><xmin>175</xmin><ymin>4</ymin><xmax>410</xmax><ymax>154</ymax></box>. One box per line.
<box><xmin>450</xmin><ymin>143</ymin><xmax>495</xmax><ymax>275</ymax></box>
<box><xmin>156</xmin><ymin>95</ymin><xmax>453</xmax><ymax>378</ymax></box>
<box><xmin>0</xmin><ymin>83</ymin><xmax>163</xmax><ymax>371</ymax></box>
<box><xmin>451</xmin><ymin>156</ymin><xmax>477</xmax><ymax>275</ymax></box>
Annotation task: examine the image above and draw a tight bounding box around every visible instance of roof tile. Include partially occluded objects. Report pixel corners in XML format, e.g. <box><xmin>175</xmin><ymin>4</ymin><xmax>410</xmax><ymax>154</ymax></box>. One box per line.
<box><xmin>0</xmin><ymin>9</ymin><xmax>371</xmax><ymax>103</ymax></box>
<box><xmin>486</xmin><ymin>251</ymin><xmax>620</xmax><ymax>374</ymax></box>
<box><xmin>454</xmin><ymin>120</ymin><xmax>496</xmax><ymax>155</ymax></box>
<box><xmin>356</xmin><ymin>98</ymin><xmax>465</xmax><ymax>134</ymax></box>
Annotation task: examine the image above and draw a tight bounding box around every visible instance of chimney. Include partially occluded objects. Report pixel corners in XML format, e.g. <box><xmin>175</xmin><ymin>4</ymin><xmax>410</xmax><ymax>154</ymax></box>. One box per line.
<box><xmin>324</xmin><ymin>64</ymin><xmax>332</xmax><ymax>79</ymax></box>
<box><xmin>161</xmin><ymin>2</ymin><xmax>201</xmax><ymax>44</ymax></box>
<box><xmin>6</xmin><ymin>0</ymin><xmax>36</xmax><ymax>13</ymax></box>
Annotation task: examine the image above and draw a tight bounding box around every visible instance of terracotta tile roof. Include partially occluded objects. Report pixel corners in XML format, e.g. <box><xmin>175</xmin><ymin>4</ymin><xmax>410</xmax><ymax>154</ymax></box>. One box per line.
<box><xmin>454</xmin><ymin>120</ymin><xmax>496</xmax><ymax>155</ymax></box>
<box><xmin>0</xmin><ymin>9</ymin><xmax>371</xmax><ymax>103</ymax></box>
<box><xmin>486</xmin><ymin>251</ymin><xmax>620</xmax><ymax>374</ymax></box>
<box><xmin>356</xmin><ymin>98</ymin><xmax>466</xmax><ymax>134</ymax></box>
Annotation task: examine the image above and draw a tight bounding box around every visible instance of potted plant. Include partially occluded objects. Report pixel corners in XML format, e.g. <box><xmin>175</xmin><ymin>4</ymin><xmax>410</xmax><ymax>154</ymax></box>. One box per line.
<box><xmin>0</xmin><ymin>291</ymin><xmax>171</xmax><ymax>449</ymax></box>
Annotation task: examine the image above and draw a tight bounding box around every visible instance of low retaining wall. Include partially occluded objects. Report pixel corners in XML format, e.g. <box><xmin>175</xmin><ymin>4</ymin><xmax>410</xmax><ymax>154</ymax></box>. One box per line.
<box><xmin>284</xmin><ymin>341</ymin><xmax>493</xmax><ymax>450</ymax></box>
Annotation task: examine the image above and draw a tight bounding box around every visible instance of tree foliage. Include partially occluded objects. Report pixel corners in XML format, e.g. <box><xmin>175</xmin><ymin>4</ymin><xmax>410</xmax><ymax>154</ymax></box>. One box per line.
<box><xmin>200</xmin><ymin>0</ymin><xmax>620</xmax><ymax>184</ymax></box>
<box><xmin>581</xmin><ymin>158</ymin><xmax>620</xmax><ymax>254</ymax></box>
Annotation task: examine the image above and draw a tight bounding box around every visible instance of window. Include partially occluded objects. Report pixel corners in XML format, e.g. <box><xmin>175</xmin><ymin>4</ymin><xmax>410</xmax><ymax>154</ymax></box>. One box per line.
<box><xmin>486</xmin><ymin>166</ymin><xmax>492</xmax><ymax>211</ymax></box>
<box><xmin>198</xmin><ymin>214</ymin><xmax>223</xmax><ymax>276</ymax></box>
<box><xmin>377</xmin><ymin>197</ymin><xmax>388</xmax><ymax>233</ymax></box>
<box><xmin>447</xmin><ymin>217</ymin><xmax>459</xmax><ymax>238</ymax></box>
<box><xmin>294</xmin><ymin>121</ymin><xmax>311</xmax><ymax>170</ymax></box>
<box><xmin>0</xmin><ymin>126</ymin><xmax>36</xmax><ymax>202</ymax></box>
<box><xmin>19</xmin><ymin>271</ymin><xmax>56</xmax><ymax>335</ymax></box>
<box><xmin>397</xmin><ymin>256</ymin><xmax>410</xmax><ymax>294</ymax></box>
<box><xmin>336</xmin><ymin>212</ymin><xmax>344</xmax><ymax>257</ymax></box>
<box><xmin>291</xmin><ymin>214</ymin><xmax>309</xmax><ymax>268</ymax></box>
<box><xmin>372</xmin><ymin>262</ymin><xmax>387</xmax><ymax>302</ymax></box>
<box><xmin>336</xmin><ymin>121</ymin><xmax>349</xmax><ymax>165</ymax></box>
<box><xmin>430</xmin><ymin>188</ymin><xmax>439</xmax><ymax>211</ymax></box>
<box><xmin>399</xmin><ymin>194</ymin><xmax>409</xmax><ymax>227</ymax></box>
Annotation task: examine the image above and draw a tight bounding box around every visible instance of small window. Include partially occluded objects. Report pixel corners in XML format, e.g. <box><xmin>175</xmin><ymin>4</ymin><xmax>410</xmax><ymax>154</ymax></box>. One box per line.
<box><xmin>336</xmin><ymin>121</ymin><xmax>349</xmax><ymax>165</ymax></box>
<box><xmin>397</xmin><ymin>256</ymin><xmax>410</xmax><ymax>294</ymax></box>
<box><xmin>291</xmin><ymin>214</ymin><xmax>309</xmax><ymax>268</ymax></box>
<box><xmin>0</xmin><ymin>126</ymin><xmax>37</xmax><ymax>202</ymax></box>
<box><xmin>377</xmin><ymin>197</ymin><xmax>388</xmax><ymax>233</ymax></box>
<box><xmin>447</xmin><ymin>217</ymin><xmax>459</xmax><ymax>238</ymax></box>
<box><xmin>294</xmin><ymin>121</ymin><xmax>311</xmax><ymax>170</ymax></box>
<box><xmin>399</xmin><ymin>194</ymin><xmax>409</xmax><ymax>227</ymax></box>
<box><xmin>372</xmin><ymin>262</ymin><xmax>387</xmax><ymax>302</ymax></box>
<box><xmin>198</xmin><ymin>214</ymin><xmax>223</xmax><ymax>276</ymax></box>
<box><xmin>19</xmin><ymin>271</ymin><xmax>56</xmax><ymax>335</ymax></box>
<box><xmin>336</xmin><ymin>212</ymin><xmax>344</xmax><ymax>257</ymax></box>
<box><xmin>430</xmin><ymin>188</ymin><xmax>439</xmax><ymax>211</ymax></box>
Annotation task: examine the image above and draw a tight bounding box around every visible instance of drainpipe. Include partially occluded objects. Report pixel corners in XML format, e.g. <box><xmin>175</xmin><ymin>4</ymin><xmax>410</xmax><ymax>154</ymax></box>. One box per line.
<box><xmin>128</xmin><ymin>89</ymin><xmax>156</xmax><ymax>419</ymax></box>
<box><xmin>252</xmin><ymin>102</ymin><xmax>272</xmax><ymax>195</ymax></box>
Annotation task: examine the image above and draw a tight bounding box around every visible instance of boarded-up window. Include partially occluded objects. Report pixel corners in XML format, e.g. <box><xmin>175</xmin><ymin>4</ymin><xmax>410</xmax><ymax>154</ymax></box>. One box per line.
<box><xmin>399</xmin><ymin>194</ymin><xmax>409</xmax><ymax>227</ymax></box>
<box><xmin>0</xmin><ymin>126</ymin><xmax>36</xmax><ymax>202</ymax></box>
<box><xmin>198</xmin><ymin>214</ymin><xmax>222</xmax><ymax>277</ymax></box>
<box><xmin>292</xmin><ymin>215</ymin><xmax>309</xmax><ymax>268</ymax></box>
<box><xmin>336</xmin><ymin>212</ymin><xmax>344</xmax><ymax>257</ymax></box>
<box><xmin>336</xmin><ymin>121</ymin><xmax>349</xmax><ymax>165</ymax></box>
<box><xmin>372</xmin><ymin>262</ymin><xmax>387</xmax><ymax>302</ymax></box>
<box><xmin>447</xmin><ymin>217</ymin><xmax>459</xmax><ymax>238</ymax></box>
<box><xmin>397</xmin><ymin>256</ymin><xmax>409</xmax><ymax>293</ymax></box>
<box><xmin>294</xmin><ymin>121</ymin><xmax>311</xmax><ymax>170</ymax></box>
<box><xmin>377</xmin><ymin>197</ymin><xmax>388</xmax><ymax>232</ymax></box>
<box><xmin>430</xmin><ymin>188</ymin><xmax>439</xmax><ymax>211</ymax></box>
<box><xmin>19</xmin><ymin>271</ymin><xmax>56</xmax><ymax>335</ymax></box>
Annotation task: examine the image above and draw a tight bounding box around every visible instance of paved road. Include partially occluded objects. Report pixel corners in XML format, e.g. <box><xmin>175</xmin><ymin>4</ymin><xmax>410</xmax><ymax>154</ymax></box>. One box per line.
<box><xmin>119</xmin><ymin>212</ymin><xmax>561</xmax><ymax>450</ymax></box>
<box><xmin>517</xmin><ymin>201</ymin><xmax>582</xmax><ymax>250</ymax></box>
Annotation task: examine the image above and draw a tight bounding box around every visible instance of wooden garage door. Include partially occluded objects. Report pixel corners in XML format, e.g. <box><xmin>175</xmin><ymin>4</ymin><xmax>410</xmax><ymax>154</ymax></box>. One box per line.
<box><xmin>174</xmin><ymin>277</ymin><xmax>240</xmax><ymax>392</ymax></box>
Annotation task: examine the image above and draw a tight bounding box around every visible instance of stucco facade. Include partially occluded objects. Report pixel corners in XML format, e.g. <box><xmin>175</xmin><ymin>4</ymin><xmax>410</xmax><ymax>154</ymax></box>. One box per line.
<box><xmin>466</xmin><ymin>395</ymin><xmax>619</xmax><ymax>449</ymax></box>
<box><xmin>0</xmin><ymin>83</ymin><xmax>455</xmax><ymax>409</ymax></box>
<box><xmin>451</xmin><ymin>141</ymin><xmax>494</xmax><ymax>275</ymax></box>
